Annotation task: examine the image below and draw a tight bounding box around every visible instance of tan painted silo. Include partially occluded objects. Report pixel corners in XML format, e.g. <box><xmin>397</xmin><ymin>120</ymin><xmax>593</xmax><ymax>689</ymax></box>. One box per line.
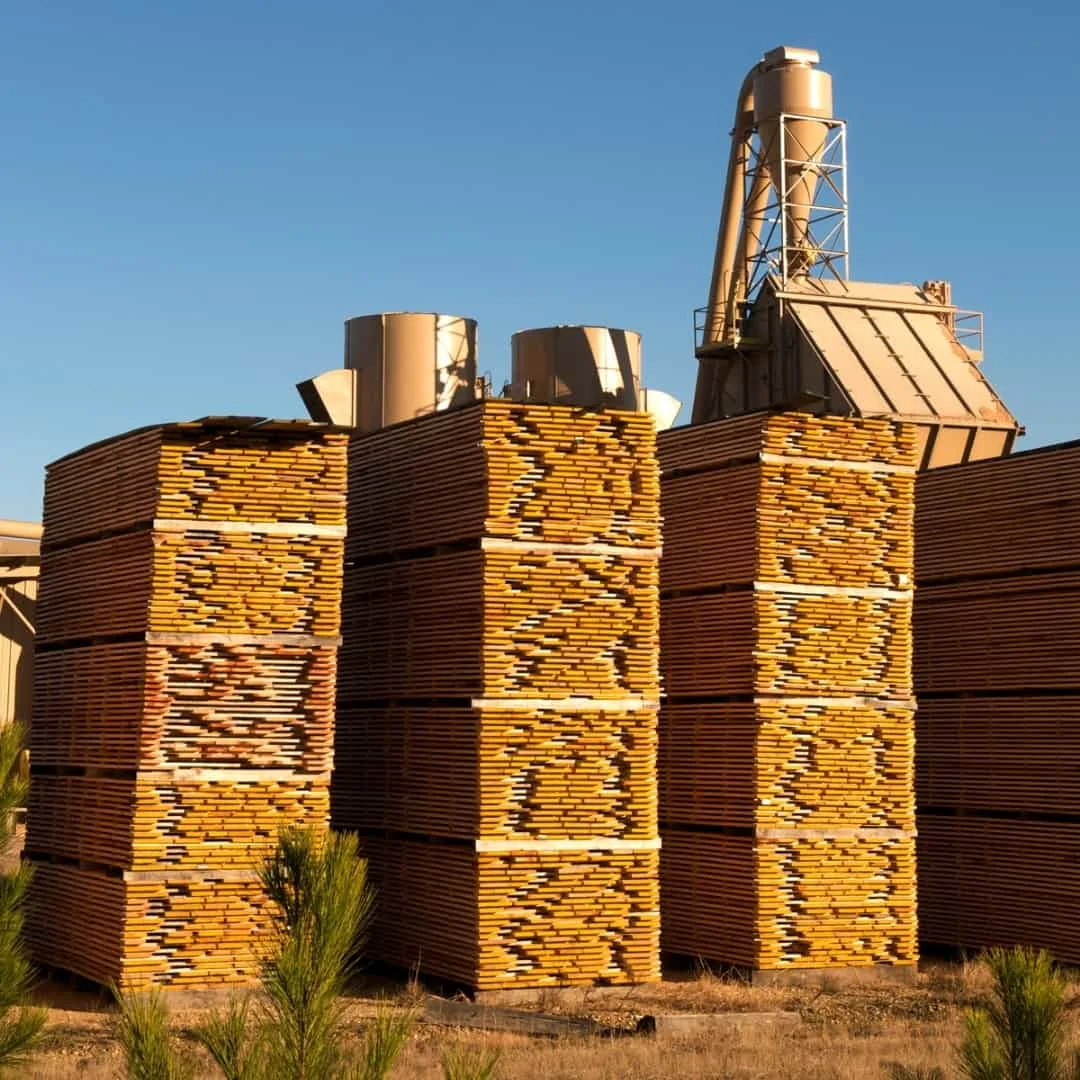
<box><xmin>510</xmin><ymin>326</ymin><xmax>642</xmax><ymax>411</ymax></box>
<box><xmin>297</xmin><ymin>312</ymin><xmax>479</xmax><ymax>433</ymax></box>
<box><xmin>753</xmin><ymin>47</ymin><xmax>834</xmax><ymax>276</ymax></box>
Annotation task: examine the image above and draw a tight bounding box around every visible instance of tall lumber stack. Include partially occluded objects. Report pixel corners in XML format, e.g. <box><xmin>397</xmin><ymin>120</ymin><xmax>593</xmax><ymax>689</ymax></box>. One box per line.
<box><xmin>334</xmin><ymin>399</ymin><xmax>661</xmax><ymax>990</ymax></box>
<box><xmin>915</xmin><ymin>440</ymin><xmax>1080</xmax><ymax>963</ymax></box>
<box><xmin>658</xmin><ymin>412</ymin><xmax>918</xmax><ymax>973</ymax></box>
<box><xmin>25</xmin><ymin>418</ymin><xmax>346</xmax><ymax>991</ymax></box>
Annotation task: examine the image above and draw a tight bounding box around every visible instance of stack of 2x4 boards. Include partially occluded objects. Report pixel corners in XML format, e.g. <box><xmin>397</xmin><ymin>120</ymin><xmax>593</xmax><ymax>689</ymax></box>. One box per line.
<box><xmin>25</xmin><ymin>418</ymin><xmax>347</xmax><ymax>991</ymax></box>
<box><xmin>658</xmin><ymin>412</ymin><xmax>918</xmax><ymax>979</ymax></box>
<box><xmin>333</xmin><ymin>399</ymin><xmax>661</xmax><ymax>991</ymax></box>
<box><xmin>915</xmin><ymin>441</ymin><xmax>1080</xmax><ymax>963</ymax></box>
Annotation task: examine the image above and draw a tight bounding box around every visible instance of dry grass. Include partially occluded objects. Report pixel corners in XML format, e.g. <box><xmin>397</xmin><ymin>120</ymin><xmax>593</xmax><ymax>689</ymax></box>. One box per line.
<box><xmin>27</xmin><ymin>958</ymin><xmax>1080</xmax><ymax>1079</ymax></box>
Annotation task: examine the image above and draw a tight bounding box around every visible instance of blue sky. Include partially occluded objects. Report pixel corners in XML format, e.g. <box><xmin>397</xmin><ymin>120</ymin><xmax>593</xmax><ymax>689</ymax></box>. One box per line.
<box><xmin>1</xmin><ymin>2</ymin><xmax>1076</xmax><ymax>520</ymax></box>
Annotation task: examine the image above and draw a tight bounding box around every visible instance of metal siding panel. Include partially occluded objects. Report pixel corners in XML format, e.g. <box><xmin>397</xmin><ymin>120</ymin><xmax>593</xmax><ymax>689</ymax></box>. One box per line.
<box><xmin>830</xmin><ymin>306</ymin><xmax>931</xmax><ymax>416</ymax></box>
<box><xmin>870</xmin><ymin>310</ymin><xmax>971</xmax><ymax>418</ymax></box>
<box><xmin>0</xmin><ymin>578</ymin><xmax>35</xmax><ymax>726</ymax></box>
<box><xmin>912</xmin><ymin>425</ymin><xmax>933</xmax><ymax>470</ymax></box>
<box><xmin>0</xmin><ymin>615</ymin><xmax>11</xmax><ymax>724</ymax></box>
<box><xmin>904</xmin><ymin>312</ymin><xmax>1013</xmax><ymax>423</ymax></box>
<box><xmin>346</xmin><ymin>316</ymin><xmax>384</xmax><ymax>433</ymax></box>
<box><xmin>927</xmin><ymin>427</ymin><xmax>972</xmax><ymax>469</ymax></box>
<box><xmin>787</xmin><ymin>302</ymin><xmax>893</xmax><ymax>414</ymax></box>
<box><xmin>969</xmin><ymin>429</ymin><xmax>1012</xmax><ymax>462</ymax></box>
<box><xmin>788</xmin><ymin>298</ymin><xmax>1019</xmax><ymax>437</ymax></box>
<box><xmin>383</xmin><ymin>313</ymin><xmax>438</xmax><ymax>426</ymax></box>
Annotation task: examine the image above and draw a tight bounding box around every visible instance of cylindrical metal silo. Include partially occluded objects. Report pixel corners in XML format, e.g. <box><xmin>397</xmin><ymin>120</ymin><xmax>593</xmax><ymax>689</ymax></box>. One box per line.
<box><xmin>343</xmin><ymin>312</ymin><xmax>479</xmax><ymax>432</ymax></box>
<box><xmin>752</xmin><ymin>49</ymin><xmax>834</xmax><ymax>276</ymax></box>
<box><xmin>510</xmin><ymin>326</ymin><xmax>642</xmax><ymax>411</ymax></box>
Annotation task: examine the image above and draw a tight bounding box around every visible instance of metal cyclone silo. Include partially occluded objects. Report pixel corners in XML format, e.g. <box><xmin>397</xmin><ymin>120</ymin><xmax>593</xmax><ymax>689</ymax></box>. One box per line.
<box><xmin>297</xmin><ymin>312</ymin><xmax>479</xmax><ymax>432</ymax></box>
<box><xmin>345</xmin><ymin>312</ymin><xmax>479</xmax><ymax>432</ymax></box>
<box><xmin>510</xmin><ymin>325</ymin><xmax>642</xmax><ymax>411</ymax></box>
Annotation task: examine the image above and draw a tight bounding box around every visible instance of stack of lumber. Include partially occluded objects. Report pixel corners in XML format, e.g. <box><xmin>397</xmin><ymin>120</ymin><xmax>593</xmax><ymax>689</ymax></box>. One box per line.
<box><xmin>334</xmin><ymin>400</ymin><xmax>661</xmax><ymax>990</ymax></box>
<box><xmin>915</xmin><ymin>440</ymin><xmax>1080</xmax><ymax>962</ymax></box>
<box><xmin>24</xmin><ymin>418</ymin><xmax>346</xmax><ymax>991</ymax></box>
<box><xmin>658</xmin><ymin>412</ymin><xmax>918</xmax><ymax>973</ymax></box>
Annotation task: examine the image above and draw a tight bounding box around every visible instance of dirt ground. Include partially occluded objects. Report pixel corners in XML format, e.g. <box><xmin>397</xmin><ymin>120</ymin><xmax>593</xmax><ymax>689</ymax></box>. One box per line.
<box><xmin>29</xmin><ymin>958</ymin><xmax>1080</xmax><ymax>1079</ymax></box>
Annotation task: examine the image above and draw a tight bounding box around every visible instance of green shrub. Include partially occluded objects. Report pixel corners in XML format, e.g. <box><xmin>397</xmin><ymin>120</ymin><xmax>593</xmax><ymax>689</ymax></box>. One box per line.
<box><xmin>959</xmin><ymin>947</ymin><xmax>1080</xmax><ymax>1080</ymax></box>
<box><xmin>193</xmin><ymin>996</ymin><xmax>264</xmax><ymax>1080</ymax></box>
<box><xmin>441</xmin><ymin>1040</ymin><xmax>501</xmax><ymax>1080</ymax></box>
<box><xmin>187</xmin><ymin>827</ymin><xmax>400</xmax><ymax>1080</ymax></box>
<box><xmin>114</xmin><ymin>990</ymin><xmax>193</xmax><ymax>1080</ymax></box>
<box><xmin>358</xmin><ymin>1005</ymin><xmax>417</xmax><ymax>1080</ymax></box>
<box><xmin>0</xmin><ymin>721</ymin><xmax>45</xmax><ymax>1074</ymax></box>
<box><xmin>257</xmin><ymin>828</ymin><xmax>374</xmax><ymax>1078</ymax></box>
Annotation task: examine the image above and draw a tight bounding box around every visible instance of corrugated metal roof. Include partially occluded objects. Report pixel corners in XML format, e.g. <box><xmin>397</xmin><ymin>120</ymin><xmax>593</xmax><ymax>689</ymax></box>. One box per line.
<box><xmin>774</xmin><ymin>278</ymin><xmax>1017</xmax><ymax>427</ymax></box>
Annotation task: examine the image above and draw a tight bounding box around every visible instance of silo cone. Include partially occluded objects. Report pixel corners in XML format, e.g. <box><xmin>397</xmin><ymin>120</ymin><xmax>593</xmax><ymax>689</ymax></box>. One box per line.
<box><xmin>754</xmin><ymin>57</ymin><xmax>833</xmax><ymax>275</ymax></box>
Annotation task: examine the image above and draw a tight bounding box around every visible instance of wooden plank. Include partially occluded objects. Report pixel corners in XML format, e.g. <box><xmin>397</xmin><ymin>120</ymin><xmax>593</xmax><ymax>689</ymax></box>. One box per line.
<box><xmin>423</xmin><ymin>995</ymin><xmax>610</xmax><ymax>1038</ymax></box>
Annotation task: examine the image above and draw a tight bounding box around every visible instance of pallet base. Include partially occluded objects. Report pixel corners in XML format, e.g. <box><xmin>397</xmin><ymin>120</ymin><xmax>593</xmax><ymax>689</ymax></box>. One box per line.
<box><xmin>661</xmin><ymin>952</ymin><xmax>918</xmax><ymax>987</ymax></box>
<box><xmin>748</xmin><ymin>963</ymin><xmax>918</xmax><ymax>988</ymax></box>
<box><xmin>472</xmin><ymin>982</ymin><xmax>658</xmax><ymax>1007</ymax></box>
<box><xmin>32</xmin><ymin>962</ymin><xmax>259</xmax><ymax>1006</ymax></box>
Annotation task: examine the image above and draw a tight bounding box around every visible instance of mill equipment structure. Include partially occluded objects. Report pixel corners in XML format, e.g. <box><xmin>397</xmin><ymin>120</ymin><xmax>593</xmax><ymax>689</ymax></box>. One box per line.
<box><xmin>692</xmin><ymin>45</ymin><xmax>1020</xmax><ymax>469</ymax></box>
<box><xmin>0</xmin><ymin>519</ymin><xmax>40</xmax><ymax>735</ymax></box>
<box><xmin>297</xmin><ymin>312</ymin><xmax>482</xmax><ymax>432</ymax></box>
<box><xmin>297</xmin><ymin>314</ymin><xmax>682</xmax><ymax>431</ymax></box>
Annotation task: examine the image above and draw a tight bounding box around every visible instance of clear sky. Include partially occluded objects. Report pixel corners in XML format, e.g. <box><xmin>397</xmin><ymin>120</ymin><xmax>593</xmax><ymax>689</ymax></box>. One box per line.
<box><xmin>2</xmin><ymin>1</ymin><xmax>1077</xmax><ymax>520</ymax></box>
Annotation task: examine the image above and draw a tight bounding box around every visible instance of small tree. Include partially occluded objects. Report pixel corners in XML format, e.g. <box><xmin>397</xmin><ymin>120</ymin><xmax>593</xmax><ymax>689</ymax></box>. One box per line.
<box><xmin>188</xmin><ymin>827</ymin><xmax>411</xmax><ymax>1080</ymax></box>
<box><xmin>194</xmin><ymin>996</ymin><xmax>264</xmax><ymax>1080</ymax></box>
<box><xmin>114</xmin><ymin>989</ymin><xmax>193</xmax><ymax>1080</ymax></box>
<box><xmin>358</xmin><ymin>1006</ymin><xmax>417</xmax><ymax>1080</ymax></box>
<box><xmin>123</xmin><ymin>828</ymin><xmax>406</xmax><ymax>1079</ymax></box>
<box><xmin>257</xmin><ymin>828</ymin><xmax>374</xmax><ymax>1078</ymax></box>
<box><xmin>0</xmin><ymin>721</ymin><xmax>46</xmax><ymax>1073</ymax></box>
<box><xmin>959</xmin><ymin>947</ymin><xmax>1080</xmax><ymax>1080</ymax></box>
